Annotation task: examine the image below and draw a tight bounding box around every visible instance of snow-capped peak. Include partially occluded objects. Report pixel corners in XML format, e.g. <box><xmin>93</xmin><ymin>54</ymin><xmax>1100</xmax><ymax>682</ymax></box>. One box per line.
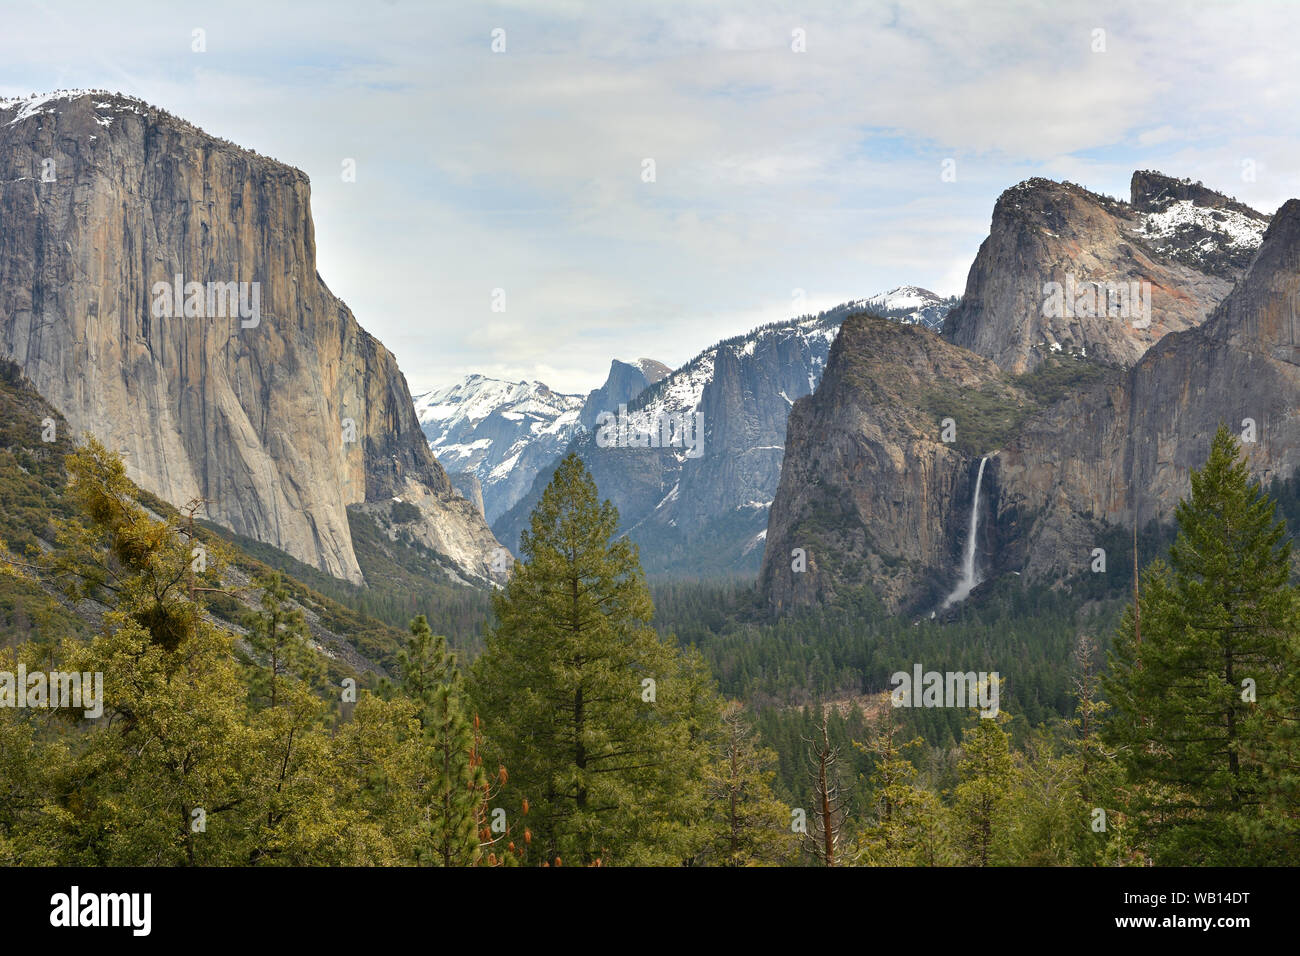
<box><xmin>1132</xmin><ymin>199</ymin><xmax>1266</xmax><ymax>253</ymax></box>
<box><xmin>865</xmin><ymin>286</ymin><xmax>941</xmax><ymax>313</ymax></box>
<box><xmin>414</xmin><ymin>376</ymin><xmax>580</xmax><ymax>437</ymax></box>
<box><xmin>413</xmin><ymin>375</ymin><xmax>583</xmax><ymax>522</ymax></box>
<box><xmin>855</xmin><ymin>287</ymin><xmax>956</xmax><ymax>330</ymax></box>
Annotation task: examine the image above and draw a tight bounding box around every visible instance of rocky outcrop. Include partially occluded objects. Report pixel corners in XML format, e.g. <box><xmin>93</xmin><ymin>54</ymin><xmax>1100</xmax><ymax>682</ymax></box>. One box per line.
<box><xmin>447</xmin><ymin>471</ymin><xmax>486</xmax><ymax>518</ymax></box>
<box><xmin>762</xmin><ymin>181</ymin><xmax>1300</xmax><ymax>614</ymax></box>
<box><xmin>997</xmin><ymin>197</ymin><xmax>1300</xmax><ymax>580</ymax></box>
<box><xmin>577</xmin><ymin>358</ymin><xmax>669</xmax><ymax>430</ymax></box>
<box><xmin>0</xmin><ymin>91</ymin><xmax>503</xmax><ymax>586</ymax></box>
<box><xmin>759</xmin><ymin>315</ymin><xmax>1028</xmax><ymax>611</ymax></box>
<box><xmin>1129</xmin><ymin>170</ymin><xmax>1270</xmax><ymax>278</ymax></box>
<box><xmin>943</xmin><ymin>173</ymin><xmax>1265</xmax><ymax>373</ymax></box>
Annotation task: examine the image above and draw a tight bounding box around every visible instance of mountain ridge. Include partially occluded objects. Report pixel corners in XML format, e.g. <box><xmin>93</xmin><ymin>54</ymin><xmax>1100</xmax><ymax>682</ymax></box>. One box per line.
<box><xmin>492</xmin><ymin>294</ymin><xmax>958</xmax><ymax>575</ymax></box>
<box><xmin>763</xmin><ymin>176</ymin><xmax>1299</xmax><ymax>614</ymax></box>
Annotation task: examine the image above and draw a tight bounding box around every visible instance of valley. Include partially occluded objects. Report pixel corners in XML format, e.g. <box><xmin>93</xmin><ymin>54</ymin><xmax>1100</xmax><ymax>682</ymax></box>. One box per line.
<box><xmin>1</xmin><ymin>78</ymin><xmax>1296</xmax><ymax>873</ymax></box>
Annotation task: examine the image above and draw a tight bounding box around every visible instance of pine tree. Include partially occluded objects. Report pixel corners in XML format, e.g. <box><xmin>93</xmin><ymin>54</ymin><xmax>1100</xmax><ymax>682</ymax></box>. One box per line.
<box><xmin>398</xmin><ymin>615</ymin><xmax>484</xmax><ymax>866</ymax></box>
<box><xmin>469</xmin><ymin>453</ymin><xmax>716</xmax><ymax>866</ymax></box>
<box><xmin>703</xmin><ymin>701</ymin><xmax>798</xmax><ymax>866</ymax></box>
<box><xmin>852</xmin><ymin>702</ymin><xmax>952</xmax><ymax>866</ymax></box>
<box><xmin>1104</xmin><ymin>424</ymin><xmax>1300</xmax><ymax>864</ymax></box>
<box><xmin>1062</xmin><ymin>632</ymin><xmax>1125</xmax><ymax>865</ymax></box>
<box><xmin>802</xmin><ymin>710</ymin><xmax>849</xmax><ymax>866</ymax></box>
<box><xmin>243</xmin><ymin>572</ymin><xmax>321</xmax><ymax>709</ymax></box>
<box><xmin>952</xmin><ymin>715</ymin><xmax>1014</xmax><ymax>866</ymax></box>
<box><xmin>328</xmin><ymin>691</ymin><xmax>426</xmax><ymax>865</ymax></box>
<box><xmin>1251</xmin><ymin>632</ymin><xmax>1300</xmax><ymax>855</ymax></box>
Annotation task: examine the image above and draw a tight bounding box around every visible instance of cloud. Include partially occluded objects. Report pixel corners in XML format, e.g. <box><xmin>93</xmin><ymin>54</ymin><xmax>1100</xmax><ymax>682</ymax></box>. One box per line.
<box><xmin>3</xmin><ymin>0</ymin><xmax>1298</xmax><ymax>392</ymax></box>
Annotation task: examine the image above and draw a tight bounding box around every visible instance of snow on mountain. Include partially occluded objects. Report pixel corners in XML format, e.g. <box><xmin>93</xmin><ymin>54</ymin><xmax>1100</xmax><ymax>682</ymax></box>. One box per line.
<box><xmin>414</xmin><ymin>375</ymin><xmax>582</xmax><ymax>522</ymax></box>
<box><xmin>625</xmin><ymin>291</ymin><xmax>952</xmax><ymax>436</ymax></box>
<box><xmin>858</xmin><ymin>286</ymin><xmax>957</xmax><ymax>330</ymax></box>
<box><xmin>629</xmin><ymin>358</ymin><xmax>672</xmax><ymax>382</ymax></box>
<box><xmin>493</xmin><ymin>292</ymin><xmax>954</xmax><ymax>576</ymax></box>
<box><xmin>1133</xmin><ymin>199</ymin><xmax>1267</xmax><ymax>257</ymax></box>
<box><xmin>1125</xmin><ymin>171</ymin><xmax>1270</xmax><ymax>279</ymax></box>
<box><xmin>2</xmin><ymin>90</ymin><xmax>149</xmax><ymax>127</ymax></box>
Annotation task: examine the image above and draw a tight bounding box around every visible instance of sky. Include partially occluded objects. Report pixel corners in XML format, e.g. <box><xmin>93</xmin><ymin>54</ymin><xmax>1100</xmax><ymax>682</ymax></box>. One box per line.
<box><xmin>2</xmin><ymin>0</ymin><xmax>1298</xmax><ymax>394</ymax></box>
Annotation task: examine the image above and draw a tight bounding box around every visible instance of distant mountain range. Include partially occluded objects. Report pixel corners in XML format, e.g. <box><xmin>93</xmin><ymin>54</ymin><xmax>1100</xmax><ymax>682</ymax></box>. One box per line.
<box><xmin>414</xmin><ymin>376</ymin><xmax>583</xmax><ymax>523</ymax></box>
<box><xmin>483</xmin><ymin>293</ymin><xmax>959</xmax><ymax>575</ymax></box>
<box><xmin>415</xmin><ymin>358</ymin><xmax>669</xmax><ymax>522</ymax></box>
<box><xmin>6</xmin><ymin>89</ymin><xmax>1289</xmax><ymax>622</ymax></box>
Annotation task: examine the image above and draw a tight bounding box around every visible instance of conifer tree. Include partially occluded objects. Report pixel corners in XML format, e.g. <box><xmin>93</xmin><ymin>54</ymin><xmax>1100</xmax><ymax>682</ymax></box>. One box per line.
<box><xmin>852</xmin><ymin>703</ymin><xmax>952</xmax><ymax>866</ymax></box>
<box><xmin>1105</xmin><ymin>424</ymin><xmax>1300</xmax><ymax>864</ymax></box>
<box><xmin>803</xmin><ymin>710</ymin><xmax>848</xmax><ymax>866</ymax></box>
<box><xmin>1251</xmin><ymin>635</ymin><xmax>1300</xmax><ymax>856</ymax></box>
<box><xmin>399</xmin><ymin>614</ymin><xmax>484</xmax><ymax>866</ymax></box>
<box><xmin>328</xmin><ymin>691</ymin><xmax>426</xmax><ymax>865</ymax></box>
<box><xmin>470</xmin><ymin>453</ymin><xmax>715</xmax><ymax>866</ymax></box>
<box><xmin>243</xmin><ymin>572</ymin><xmax>320</xmax><ymax>709</ymax></box>
<box><xmin>952</xmin><ymin>715</ymin><xmax>1014</xmax><ymax>866</ymax></box>
<box><xmin>703</xmin><ymin>701</ymin><xmax>798</xmax><ymax>866</ymax></box>
<box><xmin>1062</xmin><ymin>632</ymin><xmax>1125</xmax><ymax>864</ymax></box>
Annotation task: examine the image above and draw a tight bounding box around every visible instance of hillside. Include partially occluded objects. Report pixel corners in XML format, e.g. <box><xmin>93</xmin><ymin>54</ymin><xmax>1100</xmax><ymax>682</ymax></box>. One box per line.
<box><xmin>0</xmin><ymin>356</ymin><xmax>484</xmax><ymax>680</ymax></box>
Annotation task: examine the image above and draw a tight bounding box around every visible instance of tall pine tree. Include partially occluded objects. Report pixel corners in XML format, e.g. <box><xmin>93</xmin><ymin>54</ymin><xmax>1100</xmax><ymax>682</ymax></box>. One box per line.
<box><xmin>703</xmin><ymin>701</ymin><xmax>798</xmax><ymax>866</ymax></box>
<box><xmin>399</xmin><ymin>615</ymin><xmax>486</xmax><ymax>866</ymax></box>
<box><xmin>243</xmin><ymin>572</ymin><xmax>321</xmax><ymax>709</ymax></box>
<box><xmin>470</xmin><ymin>453</ymin><xmax>716</xmax><ymax>865</ymax></box>
<box><xmin>951</xmin><ymin>715</ymin><xmax>1014</xmax><ymax>866</ymax></box>
<box><xmin>1105</xmin><ymin>424</ymin><xmax>1300</xmax><ymax>864</ymax></box>
<box><xmin>852</xmin><ymin>702</ymin><xmax>952</xmax><ymax>866</ymax></box>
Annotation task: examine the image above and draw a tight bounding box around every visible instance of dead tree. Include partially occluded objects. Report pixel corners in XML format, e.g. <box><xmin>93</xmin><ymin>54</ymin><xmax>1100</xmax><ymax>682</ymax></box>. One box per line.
<box><xmin>803</xmin><ymin>709</ymin><xmax>849</xmax><ymax>866</ymax></box>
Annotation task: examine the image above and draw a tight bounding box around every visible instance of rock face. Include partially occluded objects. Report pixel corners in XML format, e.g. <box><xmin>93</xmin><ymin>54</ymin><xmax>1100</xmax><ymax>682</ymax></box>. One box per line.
<box><xmin>1129</xmin><ymin>170</ymin><xmax>1270</xmax><ymax>278</ymax></box>
<box><xmin>759</xmin><ymin>315</ymin><xmax>1026</xmax><ymax>611</ymax></box>
<box><xmin>943</xmin><ymin>173</ymin><xmax>1266</xmax><ymax>373</ymax></box>
<box><xmin>0</xmin><ymin>91</ymin><xmax>503</xmax><ymax>586</ymax></box>
<box><xmin>997</xmin><ymin>197</ymin><xmax>1300</xmax><ymax>581</ymax></box>
<box><xmin>447</xmin><ymin>472</ymin><xmax>486</xmax><ymax>518</ymax></box>
<box><xmin>494</xmin><ymin>300</ymin><xmax>943</xmax><ymax>575</ymax></box>
<box><xmin>762</xmin><ymin>176</ymin><xmax>1300</xmax><ymax>614</ymax></box>
<box><xmin>577</xmin><ymin>358</ymin><xmax>670</xmax><ymax>430</ymax></box>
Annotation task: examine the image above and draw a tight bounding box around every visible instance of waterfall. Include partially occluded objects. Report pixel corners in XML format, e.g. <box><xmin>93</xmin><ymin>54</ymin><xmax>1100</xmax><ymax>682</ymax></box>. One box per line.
<box><xmin>941</xmin><ymin>456</ymin><xmax>989</xmax><ymax>609</ymax></box>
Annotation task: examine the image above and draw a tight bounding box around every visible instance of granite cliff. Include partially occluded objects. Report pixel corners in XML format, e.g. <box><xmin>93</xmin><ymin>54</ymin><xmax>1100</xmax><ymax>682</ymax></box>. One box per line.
<box><xmin>762</xmin><ymin>173</ymin><xmax>1296</xmax><ymax>615</ymax></box>
<box><xmin>943</xmin><ymin>172</ymin><xmax>1266</xmax><ymax>373</ymax></box>
<box><xmin>0</xmin><ymin>91</ymin><xmax>502</xmax><ymax>586</ymax></box>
